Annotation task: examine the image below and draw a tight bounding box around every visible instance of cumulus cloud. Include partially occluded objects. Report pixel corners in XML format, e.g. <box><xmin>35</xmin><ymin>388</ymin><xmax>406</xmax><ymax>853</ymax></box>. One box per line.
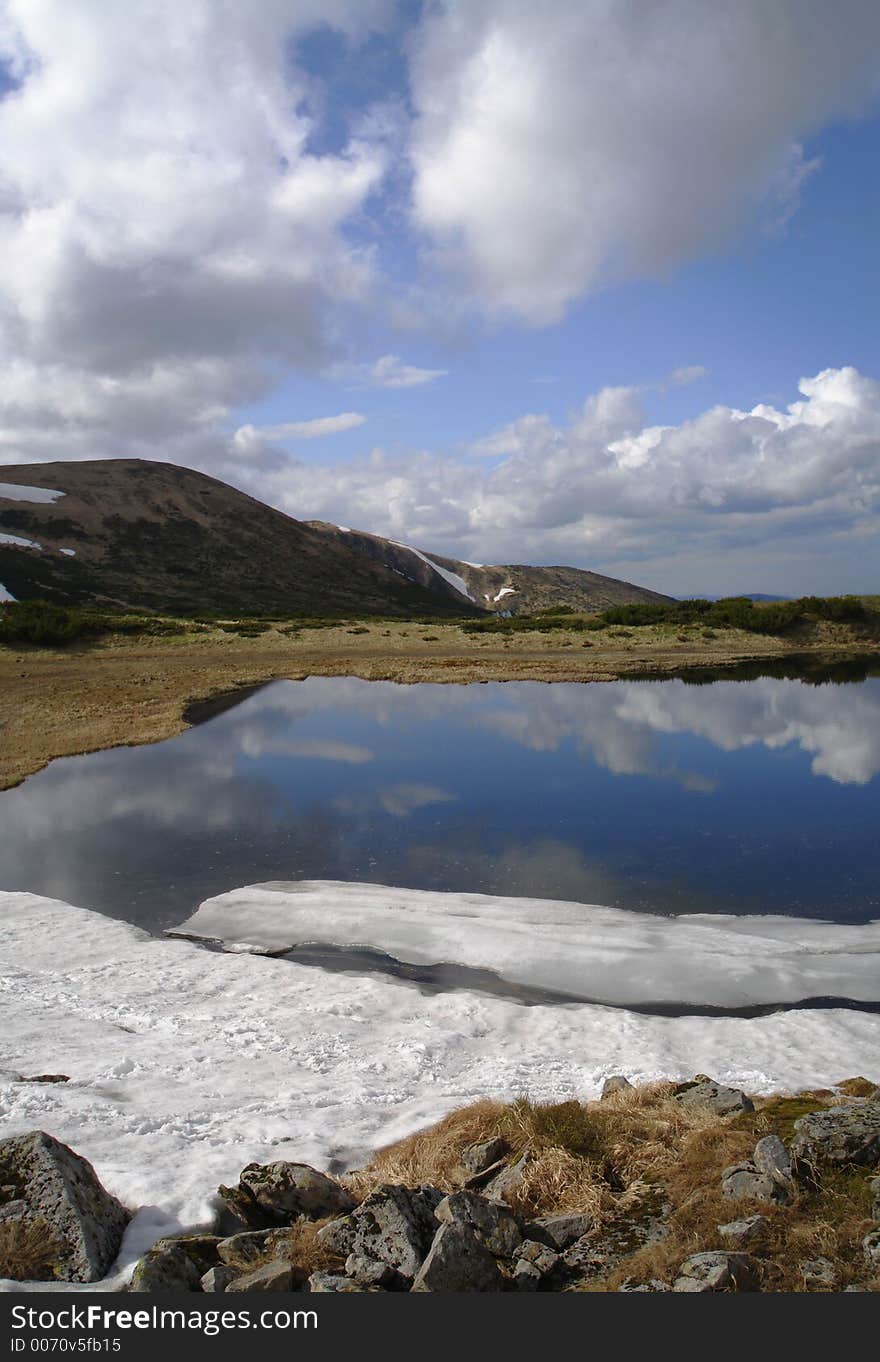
<box><xmin>251</xmin><ymin>366</ymin><xmax>880</xmax><ymax>587</ymax></box>
<box><xmin>408</xmin><ymin>0</ymin><xmax>880</xmax><ymax>320</ymax></box>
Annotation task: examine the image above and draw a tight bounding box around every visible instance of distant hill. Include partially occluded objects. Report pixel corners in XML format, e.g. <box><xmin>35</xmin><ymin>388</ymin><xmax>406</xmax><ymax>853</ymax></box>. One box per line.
<box><xmin>0</xmin><ymin>459</ymin><xmax>670</xmax><ymax>618</ymax></box>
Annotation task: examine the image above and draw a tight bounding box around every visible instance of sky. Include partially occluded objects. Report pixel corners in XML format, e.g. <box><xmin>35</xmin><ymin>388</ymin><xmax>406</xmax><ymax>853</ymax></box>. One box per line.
<box><xmin>0</xmin><ymin>1</ymin><xmax>878</xmax><ymax>597</ymax></box>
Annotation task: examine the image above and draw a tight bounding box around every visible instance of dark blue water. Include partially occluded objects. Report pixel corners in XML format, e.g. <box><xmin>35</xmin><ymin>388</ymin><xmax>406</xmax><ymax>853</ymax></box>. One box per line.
<box><xmin>1</xmin><ymin>674</ymin><xmax>878</xmax><ymax>930</ymax></box>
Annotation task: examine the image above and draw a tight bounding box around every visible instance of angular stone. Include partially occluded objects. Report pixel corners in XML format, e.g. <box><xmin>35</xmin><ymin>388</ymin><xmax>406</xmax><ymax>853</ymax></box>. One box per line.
<box><xmin>151</xmin><ymin>1234</ymin><xmax>221</xmax><ymax>1275</ymax></box>
<box><xmin>717</xmin><ymin>1215</ymin><xmax>770</xmax><ymax>1248</ymax></box>
<box><xmin>0</xmin><ymin>1131</ymin><xmax>129</xmax><ymax>1283</ymax></box>
<box><xmin>601</xmin><ymin>1076</ymin><xmax>633</xmax><ymax>1099</ymax></box>
<box><xmin>130</xmin><ymin>1245</ymin><xmax>203</xmax><ymax>1292</ymax></box>
<box><xmin>529</xmin><ymin>1212</ymin><xmax>594</xmax><ymax>1249</ymax></box>
<box><xmin>721</xmin><ymin>1162</ymin><xmax>784</xmax><ymax>1204</ymax></box>
<box><xmin>753</xmin><ymin>1135</ymin><xmax>793</xmax><ymax>1188</ymax></box>
<box><xmin>411</xmin><ymin>1222</ymin><xmax>505</xmax><ymax>1292</ymax></box>
<box><xmin>791</xmin><ymin>1102</ymin><xmax>880</xmax><ymax>1168</ymax></box>
<box><xmin>462</xmin><ymin>1158</ymin><xmax>508</xmax><ymax>1191</ymax></box>
<box><xmin>863</xmin><ymin>1228</ymin><xmax>880</xmax><ymax>1270</ymax></box>
<box><xmin>673</xmin><ymin>1251</ymin><xmax>759</xmax><ymax>1292</ymax></box>
<box><xmin>309</xmin><ymin>1272</ymin><xmax>383</xmax><ymax>1293</ymax></box>
<box><xmin>483</xmin><ymin>1151</ymin><xmax>532</xmax><ymax>1203</ymax></box>
<box><xmin>434</xmin><ymin>1191</ymin><xmax>522</xmax><ymax>1257</ymax></box>
<box><xmin>217</xmin><ymin>1230</ymin><xmax>274</xmax><ymax>1267</ymax></box>
<box><xmin>516</xmin><ymin>1239</ymin><xmax>559</xmax><ymax>1275</ymax></box>
<box><xmin>561</xmin><ymin>1234</ymin><xmax>607</xmax><ymax>1276</ymax></box>
<box><xmin>344</xmin><ymin>1254</ymin><xmax>399</xmax><ymax>1287</ymax></box>
<box><xmin>315</xmin><ymin>1184</ymin><xmax>442</xmax><ymax>1281</ymax></box>
<box><xmin>238</xmin><ymin>1162</ymin><xmax>354</xmax><ymax>1222</ymax></box>
<box><xmin>672</xmin><ymin>1080</ymin><xmax>754</xmax><ymax>1116</ymax></box>
<box><xmin>618</xmin><ymin>1278</ymin><xmax>669</xmax><ymax>1292</ymax></box>
<box><xmin>0</xmin><ymin>1199</ymin><xmax>28</xmax><ymax>1224</ymax></box>
<box><xmin>225</xmin><ymin>1259</ymin><xmax>294</xmax><ymax>1292</ymax></box>
<box><xmin>216</xmin><ymin>1182</ymin><xmax>277</xmax><ymax>1232</ymax></box>
<box><xmin>870</xmin><ymin>1175</ymin><xmax>880</xmax><ymax>1221</ymax></box>
<box><xmin>201</xmin><ymin>1265</ymin><xmax>239</xmax><ymax>1293</ymax></box>
<box><xmin>460</xmin><ymin>1138</ymin><xmax>508</xmax><ymax>1175</ymax></box>
<box><xmin>801</xmin><ymin>1257</ymin><xmax>836</xmax><ymax>1288</ymax></box>
<box><xmin>513</xmin><ymin>1259</ymin><xmax>542</xmax><ymax>1291</ymax></box>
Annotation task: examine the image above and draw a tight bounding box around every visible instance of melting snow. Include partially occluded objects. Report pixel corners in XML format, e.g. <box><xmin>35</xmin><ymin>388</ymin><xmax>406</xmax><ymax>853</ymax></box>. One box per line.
<box><xmin>391</xmin><ymin>541</ymin><xmax>475</xmax><ymax>602</ymax></box>
<box><xmin>0</xmin><ymin>482</ymin><xmax>64</xmax><ymax>504</ymax></box>
<box><xmin>60</xmin><ymin>548</ymin><xmax>76</xmax><ymax>557</ymax></box>
<box><xmin>493</xmin><ymin>586</ymin><xmax>517</xmax><ymax>603</ymax></box>
<box><xmin>0</xmin><ymin>532</ymin><xmax>41</xmax><ymax>551</ymax></box>
<box><xmin>2</xmin><ymin>888</ymin><xmax>879</xmax><ymax>1291</ymax></box>
<box><xmin>174</xmin><ymin>881</ymin><xmax>880</xmax><ymax>1008</ymax></box>
<box><xmin>0</xmin><ymin>582</ymin><xmax>16</xmax><ymax>602</ymax></box>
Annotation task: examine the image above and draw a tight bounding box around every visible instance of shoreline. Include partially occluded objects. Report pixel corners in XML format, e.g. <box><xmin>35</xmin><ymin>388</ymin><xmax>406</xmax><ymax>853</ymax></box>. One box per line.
<box><xmin>2</xmin><ymin>617</ymin><xmax>879</xmax><ymax>791</ymax></box>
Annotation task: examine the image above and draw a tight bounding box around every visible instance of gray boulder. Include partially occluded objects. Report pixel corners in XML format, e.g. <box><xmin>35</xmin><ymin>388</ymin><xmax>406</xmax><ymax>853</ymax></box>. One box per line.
<box><xmin>721</xmin><ymin>1161</ymin><xmax>786</xmax><ymax>1205</ymax></box>
<box><xmin>238</xmin><ymin>1162</ymin><xmax>354</xmax><ymax>1222</ymax></box>
<box><xmin>460</xmin><ymin>1138</ymin><xmax>508</xmax><ymax>1175</ymax></box>
<box><xmin>801</xmin><ymin>1257</ymin><xmax>836</xmax><ymax>1288</ymax></box>
<box><xmin>753</xmin><ymin>1135</ymin><xmax>793</xmax><ymax>1189</ymax></box>
<box><xmin>516</xmin><ymin>1239</ymin><xmax>559</xmax><ymax>1275</ymax></box>
<box><xmin>483</xmin><ymin>1151</ymin><xmax>532</xmax><ymax>1203</ymax></box>
<box><xmin>344</xmin><ymin>1254</ymin><xmax>400</xmax><ymax>1287</ymax></box>
<box><xmin>791</xmin><ymin>1102</ymin><xmax>880</xmax><ymax>1168</ymax></box>
<box><xmin>870</xmin><ymin>1175</ymin><xmax>880</xmax><ymax>1221</ymax></box>
<box><xmin>0</xmin><ymin>1131</ymin><xmax>129</xmax><ymax>1283</ymax></box>
<box><xmin>512</xmin><ymin>1259</ymin><xmax>542</xmax><ymax>1291</ymax></box>
<box><xmin>0</xmin><ymin>1199</ymin><xmax>28</xmax><ymax>1224</ymax></box>
<box><xmin>717</xmin><ymin>1215</ymin><xmax>770</xmax><ymax>1248</ymax></box>
<box><xmin>528</xmin><ymin>1212</ymin><xmax>594</xmax><ymax>1249</ymax></box>
<box><xmin>434</xmin><ymin>1191</ymin><xmax>522</xmax><ymax>1257</ymax></box>
<box><xmin>673</xmin><ymin>1251</ymin><xmax>759</xmax><ymax>1292</ymax></box>
<box><xmin>225</xmin><ymin>1259</ymin><xmax>295</xmax><ymax>1292</ymax></box>
<box><xmin>130</xmin><ymin>1245</ymin><xmax>203</xmax><ymax>1292</ymax></box>
<box><xmin>411</xmin><ymin>1222</ymin><xmax>505</xmax><ymax>1292</ymax></box>
<box><xmin>217</xmin><ymin>1230</ymin><xmax>275</xmax><ymax>1267</ymax></box>
<box><xmin>309</xmin><ymin>1272</ymin><xmax>383</xmax><ymax>1293</ymax></box>
<box><xmin>315</xmin><ymin>1184</ymin><xmax>442</xmax><ymax>1281</ymax></box>
<box><xmin>201</xmin><ymin>1265</ymin><xmax>239</xmax><ymax>1293</ymax></box>
<box><xmin>863</xmin><ymin>1229</ymin><xmax>880</xmax><ymax>1270</ymax></box>
<box><xmin>672</xmin><ymin>1079</ymin><xmax>754</xmax><ymax>1116</ymax></box>
<box><xmin>150</xmin><ymin>1234</ymin><xmax>220</xmax><ymax>1275</ymax></box>
<box><xmin>601</xmin><ymin>1076</ymin><xmax>633</xmax><ymax>1099</ymax></box>
<box><xmin>618</xmin><ymin>1278</ymin><xmax>669</xmax><ymax>1291</ymax></box>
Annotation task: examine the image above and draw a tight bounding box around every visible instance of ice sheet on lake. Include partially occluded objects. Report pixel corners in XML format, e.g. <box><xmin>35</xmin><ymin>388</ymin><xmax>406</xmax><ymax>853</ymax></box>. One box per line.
<box><xmin>1</xmin><ymin>889</ymin><xmax>878</xmax><ymax>1289</ymax></box>
<box><xmin>175</xmin><ymin>881</ymin><xmax>880</xmax><ymax>1007</ymax></box>
<box><xmin>0</xmin><ymin>482</ymin><xmax>64</xmax><ymax>503</ymax></box>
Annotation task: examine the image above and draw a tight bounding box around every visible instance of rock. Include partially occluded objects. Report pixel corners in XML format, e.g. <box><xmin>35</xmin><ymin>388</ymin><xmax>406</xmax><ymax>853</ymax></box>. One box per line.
<box><xmin>673</xmin><ymin>1251</ymin><xmax>759</xmax><ymax>1293</ymax></box>
<box><xmin>434</xmin><ymin>1191</ymin><xmax>522</xmax><ymax>1257</ymax></box>
<box><xmin>201</xmin><ymin>1265</ymin><xmax>239</xmax><ymax>1293</ymax></box>
<box><xmin>0</xmin><ymin>1199</ymin><xmax>28</xmax><ymax>1224</ymax></box>
<box><xmin>238</xmin><ymin>1162</ymin><xmax>354</xmax><ymax>1222</ymax></box>
<box><xmin>618</xmin><ymin>1278</ymin><xmax>669</xmax><ymax>1292</ymax></box>
<box><xmin>516</xmin><ymin>1239</ymin><xmax>559</xmax><ymax>1275</ymax></box>
<box><xmin>753</xmin><ymin>1135</ymin><xmax>793</xmax><ymax>1188</ymax></box>
<box><xmin>130</xmin><ymin>1245</ymin><xmax>203</xmax><ymax>1292</ymax></box>
<box><xmin>483</xmin><ymin>1151</ymin><xmax>532</xmax><ymax>1203</ymax></box>
<box><xmin>217</xmin><ymin>1230</ymin><xmax>275</xmax><ymax>1267</ymax></box>
<box><xmin>151</xmin><ymin>1234</ymin><xmax>221</xmax><ymax>1275</ymax></box>
<box><xmin>225</xmin><ymin>1259</ymin><xmax>295</xmax><ymax>1292</ymax></box>
<box><xmin>870</xmin><ymin>1175</ymin><xmax>880</xmax><ymax>1221</ymax></box>
<box><xmin>672</xmin><ymin>1079</ymin><xmax>754</xmax><ymax>1116</ymax></box>
<box><xmin>462</xmin><ymin>1159</ymin><xmax>509</xmax><ymax>1191</ymax></box>
<box><xmin>601</xmin><ymin>1076</ymin><xmax>633</xmax><ymax>1099</ymax></box>
<box><xmin>863</xmin><ymin>1228</ymin><xmax>880</xmax><ymax>1270</ymax></box>
<box><xmin>411</xmin><ymin>1222</ymin><xmax>505</xmax><ymax>1292</ymax></box>
<box><xmin>561</xmin><ymin>1234</ymin><xmax>607</xmax><ymax>1277</ymax></box>
<box><xmin>801</xmin><ymin>1257</ymin><xmax>836</xmax><ymax>1288</ymax></box>
<box><xmin>216</xmin><ymin>1183</ymin><xmax>277</xmax><ymax>1232</ymax></box>
<box><xmin>460</xmin><ymin>1138</ymin><xmax>508</xmax><ymax>1175</ymax></box>
<box><xmin>0</xmin><ymin>1131</ymin><xmax>129</xmax><ymax>1283</ymax></box>
<box><xmin>512</xmin><ymin>1259</ymin><xmax>542</xmax><ymax>1291</ymax></box>
<box><xmin>717</xmin><ymin>1214</ymin><xmax>770</xmax><ymax>1248</ymax></box>
<box><xmin>791</xmin><ymin>1102</ymin><xmax>880</xmax><ymax>1168</ymax></box>
<box><xmin>528</xmin><ymin>1212</ymin><xmax>594</xmax><ymax>1250</ymax></box>
<box><xmin>309</xmin><ymin>1272</ymin><xmax>383</xmax><ymax>1293</ymax></box>
<box><xmin>721</xmin><ymin>1162</ymin><xmax>785</xmax><ymax>1204</ymax></box>
<box><xmin>315</xmin><ymin>1185</ymin><xmax>443</xmax><ymax>1281</ymax></box>
<box><xmin>344</xmin><ymin>1254</ymin><xmax>400</xmax><ymax>1287</ymax></box>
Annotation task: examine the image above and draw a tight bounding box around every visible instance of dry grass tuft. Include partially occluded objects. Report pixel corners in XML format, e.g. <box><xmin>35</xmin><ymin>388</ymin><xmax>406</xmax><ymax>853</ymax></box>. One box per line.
<box><xmin>346</xmin><ymin>1099</ymin><xmax>507</xmax><ymax>1200</ymax></box>
<box><xmin>0</xmin><ymin>1217</ymin><xmax>62</xmax><ymax>1282</ymax></box>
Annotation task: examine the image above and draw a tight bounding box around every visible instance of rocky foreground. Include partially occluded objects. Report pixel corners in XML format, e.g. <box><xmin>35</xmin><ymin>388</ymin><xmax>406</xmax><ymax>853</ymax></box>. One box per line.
<box><xmin>2</xmin><ymin>1076</ymin><xmax>879</xmax><ymax>1292</ymax></box>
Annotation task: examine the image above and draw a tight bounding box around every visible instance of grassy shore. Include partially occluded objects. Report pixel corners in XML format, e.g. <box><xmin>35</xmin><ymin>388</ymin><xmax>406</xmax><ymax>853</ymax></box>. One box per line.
<box><xmin>2</xmin><ymin>607</ymin><xmax>879</xmax><ymax>791</ymax></box>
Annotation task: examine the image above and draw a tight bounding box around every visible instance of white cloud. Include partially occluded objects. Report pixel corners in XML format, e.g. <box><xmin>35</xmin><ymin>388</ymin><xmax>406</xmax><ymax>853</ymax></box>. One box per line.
<box><xmin>408</xmin><ymin>1</ymin><xmax>880</xmax><ymax>320</ymax></box>
<box><xmin>365</xmin><ymin>354</ymin><xmax>448</xmax><ymax>389</ymax></box>
<box><xmin>249</xmin><ymin>367</ymin><xmax>880</xmax><ymax>589</ymax></box>
<box><xmin>233</xmin><ymin>413</ymin><xmax>366</xmax><ymax>453</ymax></box>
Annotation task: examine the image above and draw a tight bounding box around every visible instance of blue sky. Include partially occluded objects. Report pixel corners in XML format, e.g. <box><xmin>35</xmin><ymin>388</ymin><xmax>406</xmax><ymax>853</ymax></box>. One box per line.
<box><xmin>0</xmin><ymin>1</ymin><xmax>878</xmax><ymax>595</ymax></box>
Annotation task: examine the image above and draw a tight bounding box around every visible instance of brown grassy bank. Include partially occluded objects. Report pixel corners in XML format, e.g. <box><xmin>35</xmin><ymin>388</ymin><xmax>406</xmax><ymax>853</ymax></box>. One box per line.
<box><xmin>1</xmin><ymin>613</ymin><xmax>878</xmax><ymax>791</ymax></box>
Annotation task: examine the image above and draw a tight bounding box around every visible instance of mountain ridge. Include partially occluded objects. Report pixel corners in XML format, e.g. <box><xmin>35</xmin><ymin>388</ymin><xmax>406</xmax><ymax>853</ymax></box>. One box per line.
<box><xmin>1</xmin><ymin>458</ymin><xmax>671</xmax><ymax>618</ymax></box>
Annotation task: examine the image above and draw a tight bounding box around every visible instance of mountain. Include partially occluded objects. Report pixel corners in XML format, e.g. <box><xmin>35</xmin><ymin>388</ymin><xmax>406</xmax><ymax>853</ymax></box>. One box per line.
<box><xmin>0</xmin><ymin>459</ymin><xmax>670</xmax><ymax>618</ymax></box>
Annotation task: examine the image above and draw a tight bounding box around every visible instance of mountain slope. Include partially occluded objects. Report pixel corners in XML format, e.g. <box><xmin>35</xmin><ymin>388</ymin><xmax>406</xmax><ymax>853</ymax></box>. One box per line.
<box><xmin>1</xmin><ymin>459</ymin><xmax>669</xmax><ymax>617</ymax></box>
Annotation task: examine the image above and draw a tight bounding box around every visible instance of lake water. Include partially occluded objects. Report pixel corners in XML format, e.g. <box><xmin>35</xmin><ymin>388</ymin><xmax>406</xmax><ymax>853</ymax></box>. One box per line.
<box><xmin>1</xmin><ymin>671</ymin><xmax>879</xmax><ymax>933</ymax></box>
